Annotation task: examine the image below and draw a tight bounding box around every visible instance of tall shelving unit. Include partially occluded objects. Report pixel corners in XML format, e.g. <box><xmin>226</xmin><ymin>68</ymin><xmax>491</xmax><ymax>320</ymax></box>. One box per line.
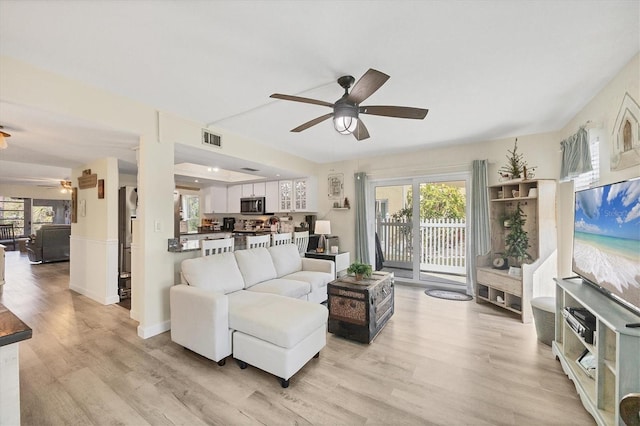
<box><xmin>476</xmin><ymin>179</ymin><xmax>557</xmax><ymax>323</ymax></box>
<box><xmin>554</xmin><ymin>277</ymin><xmax>640</xmax><ymax>426</ymax></box>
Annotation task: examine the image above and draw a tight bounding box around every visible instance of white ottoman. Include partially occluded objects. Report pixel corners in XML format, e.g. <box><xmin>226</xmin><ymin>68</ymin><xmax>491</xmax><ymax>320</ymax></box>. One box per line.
<box><xmin>228</xmin><ymin>291</ymin><xmax>328</xmax><ymax>387</ymax></box>
<box><xmin>531</xmin><ymin>296</ymin><xmax>555</xmax><ymax>346</ymax></box>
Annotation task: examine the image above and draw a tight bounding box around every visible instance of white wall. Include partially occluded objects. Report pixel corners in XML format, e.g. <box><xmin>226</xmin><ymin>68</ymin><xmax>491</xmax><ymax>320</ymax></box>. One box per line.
<box><xmin>0</xmin><ymin>184</ymin><xmax>72</xmax><ymax>201</ymax></box>
<box><xmin>316</xmin><ymin>131</ymin><xmax>560</xmax><ymax>262</ymax></box>
<box><xmin>555</xmin><ymin>54</ymin><xmax>640</xmax><ymax>278</ymax></box>
<box><xmin>69</xmin><ymin>157</ymin><xmax>120</xmax><ymax>304</ymax></box>
<box><xmin>159</xmin><ymin>111</ymin><xmax>319</xmax><ymax>178</ymax></box>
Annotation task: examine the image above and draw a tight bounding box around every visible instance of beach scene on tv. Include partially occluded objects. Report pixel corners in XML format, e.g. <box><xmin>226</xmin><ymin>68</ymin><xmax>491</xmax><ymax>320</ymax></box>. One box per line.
<box><xmin>572</xmin><ymin>179</ymin><xmax>640</xmax><ymax>310</ymax></box>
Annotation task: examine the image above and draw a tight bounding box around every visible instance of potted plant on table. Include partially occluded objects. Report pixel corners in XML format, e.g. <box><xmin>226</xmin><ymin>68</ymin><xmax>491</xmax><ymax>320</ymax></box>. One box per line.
<box><xmin>347</xmin><ymin>261</ymin><xmax>372</xmax><ymax>281</ymax></box>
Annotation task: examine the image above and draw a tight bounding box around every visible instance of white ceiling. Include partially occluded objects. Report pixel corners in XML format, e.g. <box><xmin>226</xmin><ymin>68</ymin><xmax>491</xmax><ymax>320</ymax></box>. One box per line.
<box><xmin>0</xmin><ymin>1</ymin><xmax>638</xmax><ymax>187</ymax></box>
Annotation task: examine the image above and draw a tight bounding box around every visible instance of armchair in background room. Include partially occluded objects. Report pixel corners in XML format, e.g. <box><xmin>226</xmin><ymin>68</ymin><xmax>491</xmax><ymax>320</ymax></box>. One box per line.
<box><xmin>26</xmin><ymin>225</ymin><xmax>71</xmax><ymax>263</ymax></box>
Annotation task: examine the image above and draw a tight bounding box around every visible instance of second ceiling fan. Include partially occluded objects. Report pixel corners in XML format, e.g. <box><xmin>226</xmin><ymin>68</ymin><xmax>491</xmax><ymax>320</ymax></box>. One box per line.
<box><xmin>270</xmin><ymin>68</ymin><xmax>428</xmax><ymax>141</ymax></box>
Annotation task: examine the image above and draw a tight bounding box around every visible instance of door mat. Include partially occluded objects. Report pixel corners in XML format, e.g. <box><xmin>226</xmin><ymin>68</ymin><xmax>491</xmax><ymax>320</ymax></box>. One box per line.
<box><xmin>425</xmin><ymin>289</ymin><xmax>472</xmax><ymax>301</ymax></box>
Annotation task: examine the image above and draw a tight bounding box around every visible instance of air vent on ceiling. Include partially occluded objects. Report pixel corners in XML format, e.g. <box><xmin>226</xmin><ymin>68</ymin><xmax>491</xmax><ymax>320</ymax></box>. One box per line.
<box><xmin>241</xmin><ymin>167</ymin><xmax>260</xmax><ymax>172</ymax></box>
<box><xmin>202</xmin><ymin>129</ymin><xmax>222</xmax><ymax>148</ymax></box>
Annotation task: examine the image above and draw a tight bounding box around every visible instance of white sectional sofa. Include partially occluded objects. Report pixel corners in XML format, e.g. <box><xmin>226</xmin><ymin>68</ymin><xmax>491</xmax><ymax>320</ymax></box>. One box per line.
<box><xmin>170</xmin><ymin>243</ymin><xmax>334</xmax><ymax>387</ymax></box>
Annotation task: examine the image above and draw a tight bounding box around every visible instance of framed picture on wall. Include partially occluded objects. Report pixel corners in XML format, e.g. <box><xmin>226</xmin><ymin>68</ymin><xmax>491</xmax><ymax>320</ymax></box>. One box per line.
<box><xmin>71</xmin><ymin>187</ymin><xmax>78</xmax><ymax>223</ymax></box>
<box><xmin>328</xmin><ymin>173</ymin><xmax>343</xmax><ymax>200</ymax></box>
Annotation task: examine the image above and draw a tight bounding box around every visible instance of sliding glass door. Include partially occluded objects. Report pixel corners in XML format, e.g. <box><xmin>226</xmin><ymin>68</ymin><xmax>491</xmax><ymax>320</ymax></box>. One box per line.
<box><xmin>373</xmin><ymin>174</ymin><xmax>469</xmax><ymax>287</ymax></box>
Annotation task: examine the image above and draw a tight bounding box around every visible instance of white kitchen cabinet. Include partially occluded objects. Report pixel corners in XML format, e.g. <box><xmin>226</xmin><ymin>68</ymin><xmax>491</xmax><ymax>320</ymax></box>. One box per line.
<box><xmin>253</xmin><ymin>182</ymin><xmax>266</xmax><ymax>196</ymax></box>
<box><xmin>203</xmin><ymin>186</ymin><xmax>228</xmax><ymax>214</ymax></box>
<box><xmin>265</xmin><ymin>181</ymin><xmax>279</xmax><ymax>213</ymax></box>
<box><xmin>279</xmin><ymin>180</ymin><xmax>293</xmax><ymax>212</ymax></box>
<box><xmin>210</xmin><ymin>186</ymin><xmax>227</xmax><ymax>213</ymax></box>
<box><xmin>227</xmin><ymin>184</ymin><xmax>242</xmax><ymax>213</ymax></box>
<box><xmin>295</xmin><ymin>177</ymin><xmax>317</xmax><ymax>212</ymax></box>
<box><xmin>242</xmin><ymin>182</ymin><xmax>266</xmax><ymax>197</ymax></box>
<box><xmin>278</xmin><ymin>177</ymin><xmax>317</xmax><ymax>213</ymax></box>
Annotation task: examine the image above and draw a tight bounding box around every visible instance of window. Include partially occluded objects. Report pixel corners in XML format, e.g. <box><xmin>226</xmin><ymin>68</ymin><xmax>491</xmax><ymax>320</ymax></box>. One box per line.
<box><xmin>574</xmin><ymin>135</ymin><xmax>600</xmax><ymax>191</ymax></box>
<box><xmin>32</xmin><ymin>205</ymin><xmax>54</xmax><ymax>232</ymax></box>
<box><xmin>181</xmin><ymin>194</ymin><xmax>200</xmax><ymax>233</ymax></box>
<box><xmin>0</xmin><ymin>196</ymin><xmax>25</xmax><ymax>236</ymax></box>
<box><xmin>31</xmin><ymin>199</ymin><xmax>71</xmax><ymax>232</ymax></box>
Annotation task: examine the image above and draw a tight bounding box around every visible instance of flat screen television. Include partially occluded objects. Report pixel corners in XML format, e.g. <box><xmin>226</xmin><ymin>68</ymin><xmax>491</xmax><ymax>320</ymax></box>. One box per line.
<box><xmin>572</xmin><ymin>177</ymin><xmax>640</xmax><ymax>317</ymax></box>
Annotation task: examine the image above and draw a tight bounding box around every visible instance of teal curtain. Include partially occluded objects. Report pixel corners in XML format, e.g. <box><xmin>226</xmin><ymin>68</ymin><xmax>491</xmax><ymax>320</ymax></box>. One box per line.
<box><xmin>354</xmin><ymin>172</ymin><xmax>370</xmax><ymax>265</ymax></box>
<box><xmin>560</xmin><ymin>127</ymin><xmax>592</xmax><ymax>181</ymax></box>
<box><xmin>469</xmin><ymin>160</ymin><xmax>490</xmax><ymax>295</ymax></box>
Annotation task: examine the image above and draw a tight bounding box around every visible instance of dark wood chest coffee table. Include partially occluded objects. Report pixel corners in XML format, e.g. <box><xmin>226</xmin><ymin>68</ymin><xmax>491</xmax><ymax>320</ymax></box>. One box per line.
<box><xmin>327</xmin><ymin>272</ymin><xmax>394</xmax><ymax>343</ymax></box>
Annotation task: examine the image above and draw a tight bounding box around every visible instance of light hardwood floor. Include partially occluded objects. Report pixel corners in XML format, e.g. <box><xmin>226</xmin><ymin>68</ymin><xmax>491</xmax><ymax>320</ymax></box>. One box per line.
<box><xmin>1</xmin><ymin>251</ymin><xmax>594</xmax><ymax>425</ymax></box>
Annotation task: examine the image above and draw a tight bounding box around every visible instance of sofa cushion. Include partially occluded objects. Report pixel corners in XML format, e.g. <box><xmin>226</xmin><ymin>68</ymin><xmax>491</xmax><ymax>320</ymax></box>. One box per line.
<box><xmin>227</xmin><ymin>291</ymin><xmax>327</xmax><ymax>349</ymax></box>
<box><xmin>181</xmin><ymin>252</ymin><xmax>244</xmax><ymax>294</ymax></box>
<box><xmin>283</xmin><ymin>271</ymin><xmax>333</xmax><ymax>292</ymax></box>
<box><xmin>268</xmin><ymin>244</ymin><xmax>303</xmax><ymax>277</ymax></box>
<box><xmin>234</xmin><ymin>247</ymin><xmax>277</xmax><ymax>288</ymax></box>
<box><xmin>246</xmin><ymin>278</ymin><xmax>310</xmax><ymax>299</ymax></box>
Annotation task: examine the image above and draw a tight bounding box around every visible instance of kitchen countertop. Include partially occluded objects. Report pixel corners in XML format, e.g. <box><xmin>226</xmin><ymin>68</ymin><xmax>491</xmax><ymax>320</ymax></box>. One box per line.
<box><xmin>180</xmin><ymin>231</ymin><xmax>230</xmax><ymax>236</ymax></box>
<box><xmin>0</xmin><ymin>304</ymin><xmax>32</xmax><ymax>347</ymax></box>
<box><xmin>168</xmin><ymin>230</ymin><xmax>278</xmax><ymax>252</ymax></box>
<box><xmin>168</xmin><ymin>234</ymin><xmax>231</xmax><ymax>253</ymax></box>
<box><xmin>232</xmin><ymin>229</ymin><xmax>273</xmax><ymax>234</ymax></box>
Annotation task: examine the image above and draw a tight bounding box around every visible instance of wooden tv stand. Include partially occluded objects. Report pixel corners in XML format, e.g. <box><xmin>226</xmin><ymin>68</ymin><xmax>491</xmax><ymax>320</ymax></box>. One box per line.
<box><xmin>553</xmin><ymin>277</ymin><xmax>640</xmax><ymax>425</ymax></box>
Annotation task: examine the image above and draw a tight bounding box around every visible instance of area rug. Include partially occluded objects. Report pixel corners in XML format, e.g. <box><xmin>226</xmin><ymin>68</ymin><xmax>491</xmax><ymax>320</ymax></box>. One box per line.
<box><xmin>424</xmin><ymin>289</ymin><xmax>472</xmax><ymax>301</ymax></box>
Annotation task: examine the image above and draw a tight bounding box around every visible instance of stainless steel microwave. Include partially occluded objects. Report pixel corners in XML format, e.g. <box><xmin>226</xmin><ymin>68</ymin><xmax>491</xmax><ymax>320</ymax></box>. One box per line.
<box><xmin>240</xmin><ymin>197</ymin><xmax>266</xmax><ymax>215</ymax></box>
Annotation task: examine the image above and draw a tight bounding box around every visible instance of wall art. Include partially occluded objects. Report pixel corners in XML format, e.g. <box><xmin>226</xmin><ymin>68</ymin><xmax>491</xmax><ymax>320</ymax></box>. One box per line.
<box><xmin>611</xmin><ymin>92</ymin><xmax>640</xmax><ymax>171</ymax></box>
<box><xmin>328</xmin><ymin>173</ymin><xmax>344</xmax><ymax>200</ymax></box>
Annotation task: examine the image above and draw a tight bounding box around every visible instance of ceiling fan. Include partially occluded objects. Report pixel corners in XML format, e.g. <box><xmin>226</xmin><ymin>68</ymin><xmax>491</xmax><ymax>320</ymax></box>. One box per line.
<box><xmin>60</xmin><ymin>180</ymin><xmax>73</xmax><ymax>193</ymax></box>
<box><xmin>0</xmin><ymin>125</ymin><xmax>11</xmax><ymax>149</ymax></box>
<box><xmin>270</xmin><ymin>68</ymin><xmax>428</xmax><ymax>141</ymax></box>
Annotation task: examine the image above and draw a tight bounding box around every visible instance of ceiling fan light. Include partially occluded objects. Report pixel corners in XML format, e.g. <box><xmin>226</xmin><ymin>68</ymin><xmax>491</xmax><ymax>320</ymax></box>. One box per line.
<box><xmin>333</xmin><ymin>115</ymin><xmax>358</xmax><ymax>135</ymax></box>
<box><xmin>60</xmin><ymin>180</ymin><xmax>72</xmax><ymax>193</ymax></box>
<box><xmin>0</xmin><ymin>134</ymin><xmax>6</xmax><ymax>150</ymax></box>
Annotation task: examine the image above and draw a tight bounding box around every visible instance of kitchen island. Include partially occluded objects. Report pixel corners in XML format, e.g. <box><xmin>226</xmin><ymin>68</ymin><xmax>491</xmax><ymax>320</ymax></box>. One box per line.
<box><xmin>231</xmin><ymin>229</ymin><xmax>273</xmax><ymax>250</ymax></box>
<box><xmin>168</xmin><ymin>232</ymin><xmax>232</xmax><ymax>253</ymax></box>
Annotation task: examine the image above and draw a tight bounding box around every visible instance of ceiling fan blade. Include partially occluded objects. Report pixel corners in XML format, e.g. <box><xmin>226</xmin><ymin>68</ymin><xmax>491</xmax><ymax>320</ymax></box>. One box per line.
<box><xmin>347</xmin><ymin>69</ymin><xmax>390</xmax><ymax>104</ymax></box>
<box><xmin>353</xmin><ymin>120</ymin><xmax>370</xmax><ymax>141</ymax></box>
<box><xmin>360</xmin><ymin>105</ymin><xmax>429</xmax><ymax>120</ymax></box>
<box><xmin>270</xmin><ymin>93</ymin><xmax>334</xmax><ymax>108</ymax></box>
<box><xmin>291</xmin><ymin>113</ymin><xmax>333</xmax><ymax>132</ymax></box>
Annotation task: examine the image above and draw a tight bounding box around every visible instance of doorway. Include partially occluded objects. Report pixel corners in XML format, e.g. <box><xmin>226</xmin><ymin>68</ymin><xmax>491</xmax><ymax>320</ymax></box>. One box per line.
<box><xmin>373</xmin><ymin>174</ymin><xmax>469</xmax><ymax>288</ymax></box>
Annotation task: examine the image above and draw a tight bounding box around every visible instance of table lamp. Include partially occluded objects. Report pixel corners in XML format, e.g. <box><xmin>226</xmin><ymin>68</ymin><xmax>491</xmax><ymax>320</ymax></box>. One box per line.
<box><xmin>315</xmin><ymin>220</ymin><xmax>331</xmax><ymax>253</ymax></box>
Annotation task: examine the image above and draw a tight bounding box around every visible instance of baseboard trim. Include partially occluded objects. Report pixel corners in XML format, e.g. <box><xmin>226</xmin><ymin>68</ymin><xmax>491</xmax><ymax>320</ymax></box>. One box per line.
<box><xmin>137</xmin><ymin>320</ymin><xmax>170</xmax><ymax>339</ymax></box>
<box><xmin>69</xmin><ymin>283</ymin><xmax>119</xmax><ymax>305</ymax></box>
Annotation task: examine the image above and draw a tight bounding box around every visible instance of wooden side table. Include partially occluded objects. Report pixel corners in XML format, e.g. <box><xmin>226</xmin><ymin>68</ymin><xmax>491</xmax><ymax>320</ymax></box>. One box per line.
<box><xmin>327</xmin><ymin>271</ymin><xmax>394</xmax><ymax>343</ymax></box>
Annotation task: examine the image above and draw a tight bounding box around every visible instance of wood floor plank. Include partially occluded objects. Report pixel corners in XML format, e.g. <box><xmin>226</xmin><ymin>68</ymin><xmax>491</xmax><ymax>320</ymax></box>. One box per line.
<box><xmin>58</xmin><ymin>367</ymin><xmax>151</xmax><ymax>425</ymax></box>
<box><xmin>0</xmin><ymin>251</ymin><xmax>595</xmax><ymax>425</ymax></box>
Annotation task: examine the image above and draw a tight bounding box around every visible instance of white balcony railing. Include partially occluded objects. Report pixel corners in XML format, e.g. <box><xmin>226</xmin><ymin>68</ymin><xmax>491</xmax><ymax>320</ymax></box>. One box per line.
<box><xmin>377</xmin><ymin>218</ymin><xmax>466</xmax><ymax>275</ymax></box>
